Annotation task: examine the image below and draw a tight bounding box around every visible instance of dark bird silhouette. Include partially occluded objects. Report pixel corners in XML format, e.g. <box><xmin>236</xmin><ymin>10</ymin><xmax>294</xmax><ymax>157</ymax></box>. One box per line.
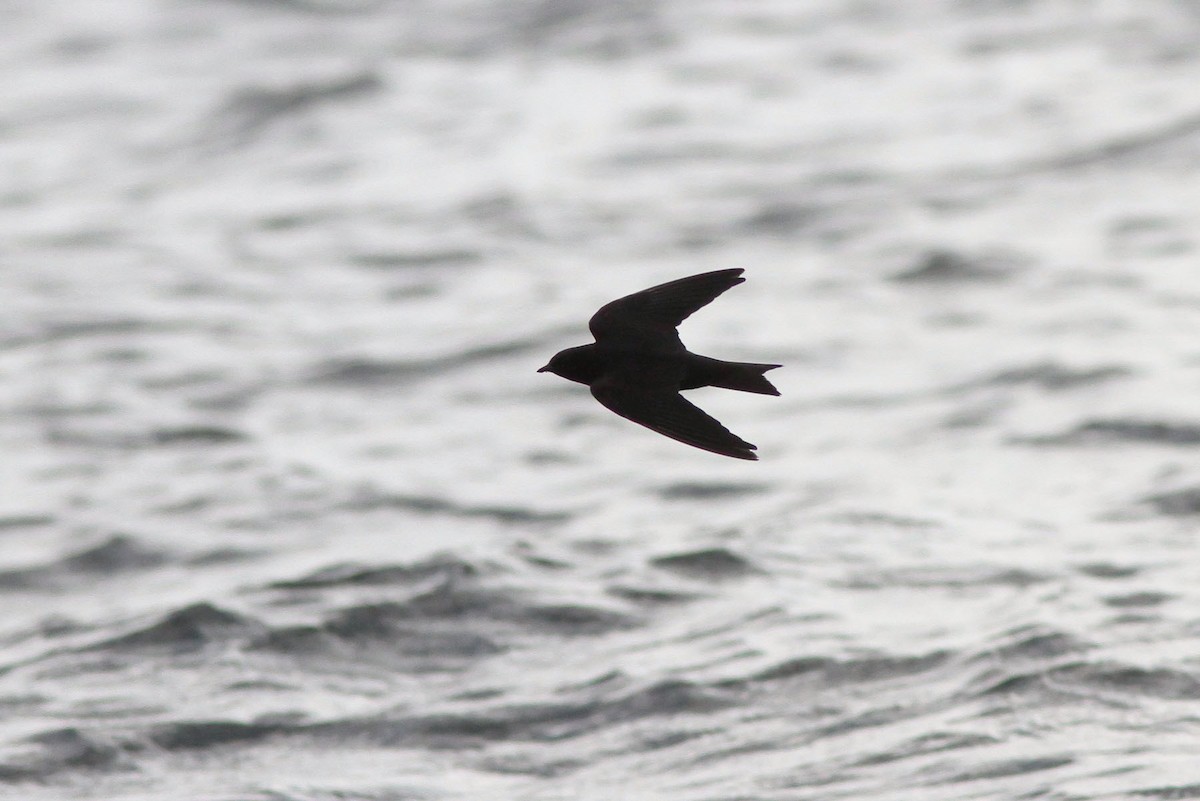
<box><xmin>538</xmin><ymin>269</ymin><xmax>780</xmax><ymax>460</ymax></box>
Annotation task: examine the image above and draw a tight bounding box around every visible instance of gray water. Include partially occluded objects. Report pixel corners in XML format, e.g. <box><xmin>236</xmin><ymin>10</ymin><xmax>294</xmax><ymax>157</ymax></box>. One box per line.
<box><xmin>3</xmin><ymin>2</ymin><xmax>1200</xmax><ymax>799</ymax></box>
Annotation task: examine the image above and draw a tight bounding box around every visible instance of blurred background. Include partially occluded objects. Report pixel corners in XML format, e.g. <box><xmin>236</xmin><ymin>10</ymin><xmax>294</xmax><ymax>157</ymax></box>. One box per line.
<box><xmin>2</xmin><ymin>1</ymin><xmax>1200</xmax><ymax>799</ymax></box>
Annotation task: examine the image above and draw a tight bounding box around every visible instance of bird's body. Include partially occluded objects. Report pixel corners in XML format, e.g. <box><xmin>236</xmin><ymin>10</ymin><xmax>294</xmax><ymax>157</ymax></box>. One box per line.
<box><xmin>538</xmin><ymin>269</ymin><xmax>780</xmax><ymax>460</ymax></box>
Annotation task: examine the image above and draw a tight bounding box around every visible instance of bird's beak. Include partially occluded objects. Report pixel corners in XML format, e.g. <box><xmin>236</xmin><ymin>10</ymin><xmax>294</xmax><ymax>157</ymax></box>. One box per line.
<box><xmin>536</xmin><ymin>364</ymin><xmax>550</xmax><ymax>373</ymax></box>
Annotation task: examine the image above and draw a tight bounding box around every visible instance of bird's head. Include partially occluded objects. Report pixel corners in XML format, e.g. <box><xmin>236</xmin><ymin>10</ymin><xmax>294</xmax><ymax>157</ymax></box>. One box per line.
<box><xmin>537</xmin><ymin>345</ymin><xmax>600</xmax><ymax>385</ymax></box>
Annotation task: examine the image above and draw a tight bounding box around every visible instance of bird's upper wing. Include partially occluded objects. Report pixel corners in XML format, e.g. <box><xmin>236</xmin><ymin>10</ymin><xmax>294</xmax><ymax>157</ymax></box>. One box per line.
<box><xmin>590</xmin><ymin>372</ymin><xmax>759</xmax><ymax>460</ymax></box>
<box><xmin>588</xmin><ymin>269</ymin><xmax>746</xmax><ymax>352</ymax></box>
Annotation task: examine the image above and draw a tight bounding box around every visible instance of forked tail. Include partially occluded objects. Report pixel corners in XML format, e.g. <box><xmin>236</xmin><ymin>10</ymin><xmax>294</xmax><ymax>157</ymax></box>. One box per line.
<box><xmin>708</xmin><ymin>361</ymin><xmax>782</xmax><ymax>396</ymax></box>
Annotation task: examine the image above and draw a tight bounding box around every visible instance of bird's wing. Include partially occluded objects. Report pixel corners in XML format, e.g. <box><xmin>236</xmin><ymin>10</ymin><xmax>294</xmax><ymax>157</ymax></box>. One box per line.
<box><xmin>590</xmin><ymin>374</ymin><xmax>759</xmax><ymax>460</ymax></box>
<box><xmin>588</xmin><ymin>269</ymin><xmax>745</xmax><ymax>351</ymax></box>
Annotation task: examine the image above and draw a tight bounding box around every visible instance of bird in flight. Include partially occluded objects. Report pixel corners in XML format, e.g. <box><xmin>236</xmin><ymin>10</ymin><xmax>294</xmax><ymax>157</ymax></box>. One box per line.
<box><xmin>538</xmin><ymin>269</ymin><xmax>780</xmax><ymax>460</ymax></box>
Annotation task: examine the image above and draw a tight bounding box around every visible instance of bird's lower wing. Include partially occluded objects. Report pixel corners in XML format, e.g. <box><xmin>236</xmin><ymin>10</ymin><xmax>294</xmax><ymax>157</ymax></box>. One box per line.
<box><xmin>591</xmin><ymin>380</ymin><xmax>759</xmax><ymax>460</ymax></box>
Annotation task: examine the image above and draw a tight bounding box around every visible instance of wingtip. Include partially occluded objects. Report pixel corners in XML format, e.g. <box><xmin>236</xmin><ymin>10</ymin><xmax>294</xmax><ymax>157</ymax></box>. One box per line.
<box><xmin>730</xmin><ymin>442</ymin><xmax>759</xmax><ymax>460</ymax></box>
<box><xmin>712</xmin><ymin>267</ymin><xmax>745</xmax><ymax>283</ymax></box>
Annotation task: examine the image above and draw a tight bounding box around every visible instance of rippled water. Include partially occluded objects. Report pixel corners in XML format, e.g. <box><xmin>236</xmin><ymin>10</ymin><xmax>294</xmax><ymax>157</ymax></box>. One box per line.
<box><xmin>3</xmin><ymin>2</ymin><xmax>1200</xmax><ymax>799</ymax></box>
